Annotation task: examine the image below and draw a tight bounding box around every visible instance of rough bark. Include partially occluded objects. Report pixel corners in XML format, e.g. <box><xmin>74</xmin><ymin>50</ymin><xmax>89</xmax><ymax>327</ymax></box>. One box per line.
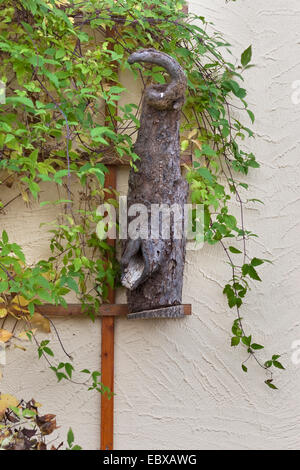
<box><xmin>121</xmin><ymin>49</ymin><xmax>188</xmax><ymax>319</ymax></box>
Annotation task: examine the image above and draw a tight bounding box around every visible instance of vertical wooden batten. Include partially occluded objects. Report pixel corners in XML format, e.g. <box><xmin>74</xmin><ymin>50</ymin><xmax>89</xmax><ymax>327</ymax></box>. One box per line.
<box><xmin>101</xmin><ymin>165</ymin><xmax>117</xmax><ymax>450</ymax></box>
<box><xmin>100</xmin><ymin>21</ymin><xmax>119</xmax><ymax>449</ymax></box>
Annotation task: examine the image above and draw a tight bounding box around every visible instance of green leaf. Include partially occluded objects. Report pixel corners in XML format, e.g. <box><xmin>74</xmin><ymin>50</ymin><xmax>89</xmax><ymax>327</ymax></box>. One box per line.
<box><xmin>229</xmin><ymin>246</ymin><xmax>242</xmax><ymax>254</ymax></box>
<box><xmin>242</xmin><ymin>264</ymin><xmax>261</xmax><ymax>281</ymax></box>
<box><xmin>248</xmin><ymin>265</ymin><xmax>262</xmax><ymax>281</ymax></box>
<box><xmin>56</xmin><ymin>372</ymin><xmax>68</xmax><ymax>382</ymax></box>
<box><xmin>223</xmin><ymin>284</ymin><xmax>235</xmax><ymax>303</ymax></box>
<box><xmin>201</xmin><ymin>144</ymin><xmax>217</xmax><ymax>157</ymax></box>
<box><xmin>265</xmin><ymin>380</ymin><xmax>278</xmax><ymax>390</ymax></box>
<box><xmin>22</xmin><ymin>408</ymin><xmax>36</xmax><ymax>418</ymax></box>
<box><xmin>251</xmin><ymin>343</ymin><xmax>264</xmax><ymax>350</ymax></box>
<box><xmin>272</xmin><ymin>355</ymin><xmax>281</xmax><ymax>361</ymax></box>
<box><xmin>196</xmin><ymin>167</ymin><xmax>214</xmax><ymax>184</ymax></box>
<box><xmin>43</xmin><ymin>347</ymin><xmax>54</xmax><ymax>357</ymax></box>
<box><xmin>28</xmin><ymin>302</ymin><xmax>35</xmax><ymax>316</ymax></box>
<box><xmin>73</xmin><ymin>258</ymin><xmax>82</xmax><ymax>272</ymax></box>
<box><xmin>273</xmin><ymin>361</ymin><xmax>285</xmax><ymax>370</ymax></box>
<box><xmin>108</xmin><ymin>86</ymin><xmax>126</xmax><ymax>94</ymax></box>
<box><xmin>232</xmin><ymin>326</ymin><xmax>242</xmax><ymax>337</ymax></box>
<box><xmin>181</xmin><ymin>140</ymin><xmax>189</xmax><ymax>152</ymax></box>
<box><xmin>2</xmin><ymin>230</ymin><xmax>8</xmax><ymax>244</ymax></box>
<box><xmin>10</xmin><ymin>406</ymin><xmax>21</xmax><ymax>417</ymax></box>
<box><xmin>65</xmin><ymin>277</ymin><xmax>79</xmax><ymax>293</ymax></box>
<box><xmin>265</xmin><ymin>361</ymin><xmax>273</xmax><ymax>369</ymax></box>
<box><xmin>231</xmin><ymin>337</ymin><xmax>240</xmax><ymax>347</ymax></box>
<box><xmin>6</xmin><ymin>96</ymin><xmax>35</xmax><ymax>109</ymax></box>
<box><xmin>242</xmin><ymin>336</ymin><xmax>251</xmax><ymax>347</ymax></box>
<box><xmin>90</xmin><ymin>126</ymin><xmax>116</xmax><ymax>144</ymax></box>
<box><xmin>247</xmin><ymin>109</ymin><xmax>255</xmax><ymax>124</ymax></box>
<box><xmin>242</xmin><ymin>364</ymin><xmax>248</xmax><ymax>373</ymax></box>
<box><xmin>11</xmin><ymin>243</ymin><xmax>25</xmax><ymax>262</ymax></box>
<box><xmin>251</xmin><ymin>258</ymin><xmax>264</xmax><ymax>267</ymax></box>
<box><xmin>241</xmin><ymin>45</ymin><xmax>252</xmax><ymax>67</ymax></box>
<box><xmin>37</xmin><ymin>289</ymin><xmax>53</xmax><ymax>303</ymax></box>
<box><xmin>67</xmin><ymin>428</ymin><xmax>75</xmax><ymax>448</ymax></box>
<box><xmin>56</xmin><ymin>49</ymin><xmax>65</xmax><ymax>59</ymax></box>
<box><xmin>65</xmin><ymin>362</ymin><xmax>74</xmax><ymax>378</ymax></box>
<box><xmin>223</xmin><ymin>214</ymin><xmax>237</xmax><ymax>230</ymax></box>
<box><xmin>0</xmin><ymin>281</ymin><xmax>9</xmax><ymax>293</ymax></box>
<box><xmin>242</xmin><ymin>264</ymin><xmax>249</xmax><ymax>276</ymax></box>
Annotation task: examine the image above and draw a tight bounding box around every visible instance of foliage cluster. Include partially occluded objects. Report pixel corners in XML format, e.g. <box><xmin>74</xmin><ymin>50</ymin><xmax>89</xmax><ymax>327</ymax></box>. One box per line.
<box><xmin>0</xmin><ymin>0</ymin><xmax>283</xmax><ymax>394</ymax></box>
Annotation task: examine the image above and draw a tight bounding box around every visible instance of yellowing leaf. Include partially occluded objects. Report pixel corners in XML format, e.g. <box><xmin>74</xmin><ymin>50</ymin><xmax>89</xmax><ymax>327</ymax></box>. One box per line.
<box><xmin>0</xmin><ymin>308</ymin><xmax>7</xmax><ymax>319</ymax></box>
<box><xmin>9</xmin><ymin>296</ymin><xmax>30</xmax><ymax>317</ymax></box>
<box><xmin>42</xmin><ymin>272</ymin><xmax>51</xmax><ymax>281</ymax></box>
<box><xmin>21</xmin><ymin>189</ymin><xmax>29</xmax><ymax>204</ymax></box>
<box><xmin>188</xmin><ymin>129</ymin><xmax>198</xmax><ymax>140</ymax></box>
<box><xmin>0</xmin><ymin>329</ymin><xmax>13</xmax><ymax>343</ymax></box>
<box><xmin>30</xmin><ymin>313</ymin><xmax>51</xmax><ymax>333</ymax></box>
<box><xmin>191</xmin><ymin>139</ymin><xmax>202</xmax><ymax>151</ymax></box>
<box><xmin>0</xmin><ymin>394</ymin><xmax>19</xmax><ymax>419</ymax></box>
<box><xmin>18</xmin><ymin>329</ymin><xmax>37</xmax><ymax>341</ymax></box>
<box><xmin>12</xmin><ymin>296</ymin><xmax>29</xmax><ymax>308</ymax></box>
<box><xmin>13</xmin><ymin>344</ymin><xmax>27</xmax><ymax>352</ymax></box>
<box><xmin>181</xmin><ymin>139</ymin><xmax>189</xmax><ymax>152</ymax></box>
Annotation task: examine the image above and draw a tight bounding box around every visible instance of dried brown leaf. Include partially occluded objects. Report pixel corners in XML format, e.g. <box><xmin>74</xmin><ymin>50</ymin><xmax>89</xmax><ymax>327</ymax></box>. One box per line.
<box><xmin>29</xmin><ymin>312</ymin><xmax>51</xmax><ymax>333</ymax></box>
<box><xmin>0</xmin><ymin>329</ymin><xmax>13</xmax><ymax>343</ymax></box>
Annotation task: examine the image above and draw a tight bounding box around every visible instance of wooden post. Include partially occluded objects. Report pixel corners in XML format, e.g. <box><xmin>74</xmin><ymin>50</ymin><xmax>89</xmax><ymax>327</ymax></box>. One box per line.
<box><xmin>101</xmin><ymin>165</ymin><xmax>117</xmax><ymax>450</ymax></box>
<box><xmin>100</xmin><ymin>18</ymin><xmax>120</xmax><ymax>449</ymax></box>
<box><xmin>101</xmin><ymin>315</ymin><xmax>115</xmax><ymax>450</ymax></box>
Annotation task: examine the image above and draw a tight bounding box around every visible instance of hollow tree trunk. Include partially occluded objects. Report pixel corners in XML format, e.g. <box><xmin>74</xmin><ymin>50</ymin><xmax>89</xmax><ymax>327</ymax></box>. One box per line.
<box><xmin>121</xmin><ymin>49</ymin><xmax>188</xmax><ymax>319</ymax></box>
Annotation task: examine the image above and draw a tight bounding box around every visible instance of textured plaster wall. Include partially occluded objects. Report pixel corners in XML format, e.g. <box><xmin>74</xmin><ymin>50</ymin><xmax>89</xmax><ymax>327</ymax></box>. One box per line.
<box><xmin>1</xmin><ymin>0</ymin><xmax>300</xmax><ymax>450</ymax></box>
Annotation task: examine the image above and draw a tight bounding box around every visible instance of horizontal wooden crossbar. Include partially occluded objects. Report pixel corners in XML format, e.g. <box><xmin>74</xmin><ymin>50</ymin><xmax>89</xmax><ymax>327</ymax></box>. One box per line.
<box><xmin>37</xmin><ymin>304</ymin><xmax>192</xmax><ymax>318</ymax></box>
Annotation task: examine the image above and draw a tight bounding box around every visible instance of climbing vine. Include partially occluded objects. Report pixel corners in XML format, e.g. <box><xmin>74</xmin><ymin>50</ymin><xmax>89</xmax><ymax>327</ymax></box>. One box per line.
<box><xmin>0</xmin><ymin>0</ymin><xmax>283</xmax><ymax>400</ymax></box>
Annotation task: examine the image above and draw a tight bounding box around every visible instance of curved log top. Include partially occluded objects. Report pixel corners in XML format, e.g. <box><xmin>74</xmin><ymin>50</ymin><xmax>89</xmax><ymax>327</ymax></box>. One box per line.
<box><xmin>128</xmin><ymin>48</ymin><xmax>187</xmax><ymax>110</ymax></box>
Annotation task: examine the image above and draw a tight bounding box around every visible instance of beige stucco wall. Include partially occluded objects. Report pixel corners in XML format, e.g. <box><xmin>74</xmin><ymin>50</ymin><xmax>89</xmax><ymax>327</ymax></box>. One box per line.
<box><xmin>1</xmin><ymin>0</ymin><xmax>300</xmax><ymax>450</ymax></box>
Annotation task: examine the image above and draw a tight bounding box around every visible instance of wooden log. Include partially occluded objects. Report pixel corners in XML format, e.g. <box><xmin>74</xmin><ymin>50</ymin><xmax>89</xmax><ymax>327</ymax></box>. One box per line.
<box><xmin>121</xmin><ymin>49</ymin><xmax>189</xmax><ymax>316</ymax></box>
